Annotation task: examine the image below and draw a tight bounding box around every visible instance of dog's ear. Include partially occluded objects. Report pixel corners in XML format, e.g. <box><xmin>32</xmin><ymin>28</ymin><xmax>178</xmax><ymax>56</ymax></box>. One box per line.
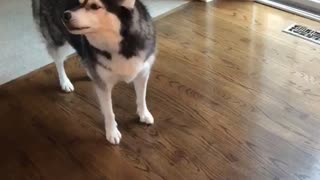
<box><xmin>79</xmin><ymin>0</ymin><xmax>88</xmax><ymax>5</ymax></box>
<box><xmin>121</xmin><ymin>0</ymin><xmax>136</xmax><ymax>9</ymax></box>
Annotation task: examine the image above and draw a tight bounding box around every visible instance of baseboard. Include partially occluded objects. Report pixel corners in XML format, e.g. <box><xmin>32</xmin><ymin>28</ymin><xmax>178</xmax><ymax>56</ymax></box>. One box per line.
<box><xmin>153</xmin><ymin>1</ymin><xmax>191</xmax><ymax>21</ymax></box>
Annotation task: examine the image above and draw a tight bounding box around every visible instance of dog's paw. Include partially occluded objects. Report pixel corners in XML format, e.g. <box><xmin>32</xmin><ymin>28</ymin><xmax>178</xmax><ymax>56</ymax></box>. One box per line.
<box><xmin>139</xmin><ymin>110</ymin><xmax>154</xmax><ymax>125</ymax></box>
<box><xmin>60</xmin><ymin>79</ymin><xmax>74</xmax><ymax>93</ymax></box>
<box><xmin>106</xmin><ymin>127</ymin><xmax>122</xmax><ymax>145</ymax></box>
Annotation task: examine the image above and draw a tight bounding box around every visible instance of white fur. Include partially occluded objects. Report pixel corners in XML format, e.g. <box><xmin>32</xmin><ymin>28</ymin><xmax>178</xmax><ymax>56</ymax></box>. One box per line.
<box><xmin>122</xmin><ymin>0</ymin><xmax>136</xmax><ymax>9</ymax></box>
<box><xmin>95</xmin><ymin>82</ymin><xmax>121</xmax><ymax>144</ymax></box>
<box><xmin>95</xmin><ymin>53</ymin><xmax>155</xmax><ymax>144</ymax></box>
<box><xmin>47</xmin><ymin>44</ymin><xmax>75</xmax><ymax>92</ymax></box>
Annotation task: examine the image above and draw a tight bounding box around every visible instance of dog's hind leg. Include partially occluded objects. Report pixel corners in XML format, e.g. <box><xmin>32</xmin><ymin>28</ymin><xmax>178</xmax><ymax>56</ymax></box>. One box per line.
<box><xmin>47</xmin><ymin>44</ymin><xmax>75</xmax><ymax>92</ymax></box>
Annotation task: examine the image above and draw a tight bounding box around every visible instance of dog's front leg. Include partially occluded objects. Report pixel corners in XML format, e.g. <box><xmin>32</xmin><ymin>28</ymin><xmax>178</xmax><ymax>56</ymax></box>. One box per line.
<box><xmin>95</xmin><ymin>85</ymin><xmax>122</xmax><ymax>144</ymax></box>
<box><xmin>134</xmin><ymin>70</ymin><xmax>154</xmax><ymax>125</ymax></box>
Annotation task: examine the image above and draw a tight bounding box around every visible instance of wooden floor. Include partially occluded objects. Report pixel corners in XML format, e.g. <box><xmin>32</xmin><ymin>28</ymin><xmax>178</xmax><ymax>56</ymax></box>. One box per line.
<box><xmin>1</xmin><ymin>1</ymin><xmax>320</xmax><ymax>179</ymax></box>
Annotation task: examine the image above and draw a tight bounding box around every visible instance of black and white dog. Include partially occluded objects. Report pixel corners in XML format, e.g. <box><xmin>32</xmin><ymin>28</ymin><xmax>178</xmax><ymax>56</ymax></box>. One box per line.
<box><xmin>32</xmin><ymin>0</ymin><xmax>156</xmax><ymax>144</ymax></box>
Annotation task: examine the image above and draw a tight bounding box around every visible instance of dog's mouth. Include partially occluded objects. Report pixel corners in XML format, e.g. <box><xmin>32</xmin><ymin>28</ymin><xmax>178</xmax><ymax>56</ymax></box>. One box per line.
<box><xmin>67</xmin><ymin>26</ymin><xmax>90</xmax><ymax>31</ymax></box>
<box><xmin>61</xmin><ymin>18</ymin><xmax>90</xmax><ymax>32</ymax></box>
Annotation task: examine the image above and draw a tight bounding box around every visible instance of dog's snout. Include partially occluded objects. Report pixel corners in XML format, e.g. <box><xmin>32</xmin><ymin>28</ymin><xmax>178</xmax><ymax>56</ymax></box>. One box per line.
<box><xmin>63</xmin><ymin>11</ymin><xmax>72</xmax><ymax>22</ymax></box>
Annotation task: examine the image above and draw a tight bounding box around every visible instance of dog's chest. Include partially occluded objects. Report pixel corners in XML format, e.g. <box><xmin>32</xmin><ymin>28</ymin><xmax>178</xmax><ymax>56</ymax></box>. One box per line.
<box><xmin>96</xmin><ymin>54</ymin><xmax>146</xmax><ymax>83</ymax></box>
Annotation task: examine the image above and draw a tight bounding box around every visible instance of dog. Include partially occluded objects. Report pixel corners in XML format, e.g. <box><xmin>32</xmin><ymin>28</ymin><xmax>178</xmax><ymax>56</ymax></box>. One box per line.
<box><xmin>31</xmin><ymin>0</ymin><xmax>156</xmax><ymax>144</ymax></box>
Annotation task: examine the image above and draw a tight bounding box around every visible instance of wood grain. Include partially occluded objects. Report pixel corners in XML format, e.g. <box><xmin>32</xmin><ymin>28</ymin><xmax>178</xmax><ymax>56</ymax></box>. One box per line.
<box><xmin>0</xmin><ymin>1</ymin><xmax>320</xmax><ymax>179</ymax></box>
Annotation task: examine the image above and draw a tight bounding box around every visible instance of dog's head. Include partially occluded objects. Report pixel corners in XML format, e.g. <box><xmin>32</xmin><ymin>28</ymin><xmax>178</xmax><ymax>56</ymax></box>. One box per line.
<box><xmin>62</xmin><ymin>0</ymin><xmax>135</xmax><ymax>35</ymax></box>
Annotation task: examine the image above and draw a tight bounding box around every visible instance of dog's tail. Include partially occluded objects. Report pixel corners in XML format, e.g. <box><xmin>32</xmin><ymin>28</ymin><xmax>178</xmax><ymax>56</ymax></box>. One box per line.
<box><xmin>31</xmin><ymin>0</ymin><xmax>40</xmax><ymax>24</ymax></box>
<box><xmin>31</xmin><ymin>0</ymin><xmax>67</xmax><ymax>47</ymax></box>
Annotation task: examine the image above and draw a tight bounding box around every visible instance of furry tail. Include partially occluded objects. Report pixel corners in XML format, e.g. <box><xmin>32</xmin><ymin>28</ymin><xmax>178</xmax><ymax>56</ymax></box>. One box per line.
<box><xmin>31</xmin><ymin>0</ymin><xmax>66</xmax><ymax>46</ymax></box>
<box><xmin>31</xmin><ymin>0</ymin><xmax>40</xmax><ymax>20</ymax></box>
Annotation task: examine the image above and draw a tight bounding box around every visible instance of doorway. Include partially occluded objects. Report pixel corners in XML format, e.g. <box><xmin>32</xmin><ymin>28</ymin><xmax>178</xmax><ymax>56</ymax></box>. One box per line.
<box><xmin>256</xmin><ymin>0</ymin><xmax>320</xmax><ymax>21</ymax></box>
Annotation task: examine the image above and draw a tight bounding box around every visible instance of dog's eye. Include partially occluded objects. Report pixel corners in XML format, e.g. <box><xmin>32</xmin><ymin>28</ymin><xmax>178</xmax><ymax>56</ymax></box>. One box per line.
<box><xmin>90</xmin><ymin>4</ymin><xmax>101</xmax><ymax>10</ymax></box>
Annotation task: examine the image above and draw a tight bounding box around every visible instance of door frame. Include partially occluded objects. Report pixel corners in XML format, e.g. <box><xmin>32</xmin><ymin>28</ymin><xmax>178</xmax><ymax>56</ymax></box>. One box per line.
<box><xmin>255</xmin><ymin>0</ymin><xmax>320</xmax><ymax>22</ymax></box>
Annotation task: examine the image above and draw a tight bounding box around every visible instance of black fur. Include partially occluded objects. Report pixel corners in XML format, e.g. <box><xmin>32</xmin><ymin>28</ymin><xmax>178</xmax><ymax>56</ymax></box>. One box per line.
<box><xmin>92</xmin><ymin>46</ymin><xmax>112</xmax><ymax>60</ymax></box>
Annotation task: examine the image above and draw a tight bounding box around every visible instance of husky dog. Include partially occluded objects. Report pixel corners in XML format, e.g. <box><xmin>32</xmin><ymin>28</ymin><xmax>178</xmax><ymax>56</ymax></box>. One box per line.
<box><xmin>32</xmin><ymin>0</ymin><xmax>156</xmax><ymax>144</ymax></box>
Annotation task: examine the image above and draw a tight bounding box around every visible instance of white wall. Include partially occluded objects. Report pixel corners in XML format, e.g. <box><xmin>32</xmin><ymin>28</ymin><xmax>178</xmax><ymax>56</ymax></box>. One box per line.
<box><xmin>0</xmin><ymin>0</ymin><xmax>53</xmax><ymax>85</ymax></box>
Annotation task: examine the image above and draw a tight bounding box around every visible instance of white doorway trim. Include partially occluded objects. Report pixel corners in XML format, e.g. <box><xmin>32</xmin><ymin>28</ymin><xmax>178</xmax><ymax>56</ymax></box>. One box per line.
<box><xmin>255</xmin><ymin>0</ymin><xmax>320</xmax><ymax>22</ymax></box>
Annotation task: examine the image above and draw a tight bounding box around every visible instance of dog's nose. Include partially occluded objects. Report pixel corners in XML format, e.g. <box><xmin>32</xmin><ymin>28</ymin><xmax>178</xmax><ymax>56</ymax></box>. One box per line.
<box><xmin>63</xmin><ymin>11</ymin><xmax>72</xmax><ymax>22</ymax></box>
